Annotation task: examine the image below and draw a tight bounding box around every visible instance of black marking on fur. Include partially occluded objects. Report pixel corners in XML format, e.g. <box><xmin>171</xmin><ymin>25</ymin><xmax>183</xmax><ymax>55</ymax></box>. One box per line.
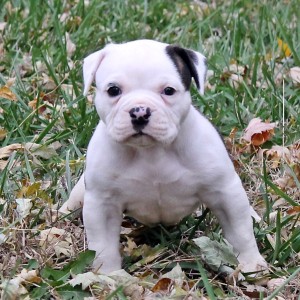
<box><xmin>166</xmin><ymin>45</ymin><xmax>201</xmax><ymax>90</ymax></box>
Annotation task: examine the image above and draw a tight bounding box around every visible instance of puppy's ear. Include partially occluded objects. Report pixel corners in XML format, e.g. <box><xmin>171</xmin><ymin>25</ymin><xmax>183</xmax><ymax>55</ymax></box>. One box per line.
<box><xmin>83</xmin><ymin>50</ymin><xmax>105</xmax><ymax>96</ymax></box>
<box><xmin>166</xmin><ymin>46</ymin><xmax>207</xmax><ymax>95</ymax></box>
<box><xmin>189</xmin><ymin>50</ymin><xmax>207</xmax><ymax>95</ymax></box>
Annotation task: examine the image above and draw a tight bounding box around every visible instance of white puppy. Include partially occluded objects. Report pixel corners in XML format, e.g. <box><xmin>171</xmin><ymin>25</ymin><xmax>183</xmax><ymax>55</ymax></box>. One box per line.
<box><xmin>60</xmin><ymin>40</ymin><xmax>267</xmax><ymax>274</ymax></box>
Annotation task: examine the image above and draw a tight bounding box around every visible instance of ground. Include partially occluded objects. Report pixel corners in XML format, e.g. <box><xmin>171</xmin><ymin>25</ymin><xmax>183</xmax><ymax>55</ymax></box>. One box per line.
<box><xmin>0</xmin><ymin>0</ymin><xmax>299</xmax><ymax>299</ymax></box>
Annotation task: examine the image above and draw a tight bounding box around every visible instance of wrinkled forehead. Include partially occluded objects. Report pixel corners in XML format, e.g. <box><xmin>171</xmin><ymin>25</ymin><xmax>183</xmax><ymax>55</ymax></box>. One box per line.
<box><xmin>97</xmin><ymin>41</ymin><xmax>180</xmax><ymax>80</ymax></box>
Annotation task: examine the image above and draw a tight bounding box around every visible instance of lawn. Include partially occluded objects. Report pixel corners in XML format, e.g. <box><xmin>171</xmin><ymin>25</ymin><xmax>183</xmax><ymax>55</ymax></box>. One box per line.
<box><xmin>0</xmin><ymin>0</ymin><xmax>299</xmax><ymax>299</ymax></box>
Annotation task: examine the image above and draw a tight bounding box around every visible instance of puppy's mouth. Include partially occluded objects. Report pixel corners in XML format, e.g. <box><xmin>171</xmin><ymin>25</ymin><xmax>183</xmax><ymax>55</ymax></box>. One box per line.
<box><xmin>132</xmin><ymin>131</ymin><xmax>147</xmax><ymax>137</ymax></box>
<box><xmin>124</xmin><ymin>131</ymin><xmax>156</xmax><ymax>148</ymax></box>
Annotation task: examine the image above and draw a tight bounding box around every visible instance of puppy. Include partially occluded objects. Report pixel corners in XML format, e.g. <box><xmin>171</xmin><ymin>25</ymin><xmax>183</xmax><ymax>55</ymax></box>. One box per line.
<box><xmin>60</xmin><ymin>40</ymin><xmax>267</xmax><ymax>274</ymax></box>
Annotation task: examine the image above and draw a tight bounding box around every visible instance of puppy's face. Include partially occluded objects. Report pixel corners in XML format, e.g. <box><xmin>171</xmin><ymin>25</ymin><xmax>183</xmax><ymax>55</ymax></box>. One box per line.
<box><xmin>83</xmin><ymin>40</ymin><xmax>206</xmax><ymax>148</ymax></box>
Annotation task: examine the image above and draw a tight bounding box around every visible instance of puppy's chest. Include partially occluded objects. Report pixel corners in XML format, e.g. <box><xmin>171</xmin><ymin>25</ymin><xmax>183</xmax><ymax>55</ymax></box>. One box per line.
<box><xmin>114</xmin><ymin>161</ymin><xmax>201</xmax><ymax>225</ymax></box>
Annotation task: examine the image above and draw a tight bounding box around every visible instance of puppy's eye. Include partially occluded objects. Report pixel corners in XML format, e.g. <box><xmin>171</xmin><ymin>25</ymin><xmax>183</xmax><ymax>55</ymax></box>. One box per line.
<box><xmin>162</xmin><ymin>87</ymin><xmax>176</xmax><ymax>96</ymax></box>
<box><xmin>107</xmin><ymin>85</ymin><xmax>122</xmax><ymax>97</ymax></box>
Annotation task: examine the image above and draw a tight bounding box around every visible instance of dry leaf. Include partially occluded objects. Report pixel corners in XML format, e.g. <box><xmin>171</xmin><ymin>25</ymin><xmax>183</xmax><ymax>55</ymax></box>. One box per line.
<box><xmin>0</xmin><ymin>269</ymin><xmax>40</xmax><ymax>299</ymax></box>
<box><xmin>243</xmin><ymin>118</ymin><xmax>276</xmax><ymax>146</ymax></box>
<box><xmin>0</xmin><ymin>143</ymin><xmax>23</xmax><ymax>159</ymax></box>
<box><xmin>287</xmin><ymin>206</ymin><xmax>300</xmax><ymax>215</ymax></box>
<box><xmin>123</xmin><ymin>236</ymin><xmax>138</xmax><ymax>255</ymax></box>
<box><xmin>0</xmin><ymin>127</ymin><xmax>7</xmax><ymax>140</ymax></box>
<box><xmin>221</xmin><ymin>64</ymin><xmax>248</xmax><ymax>88</ymax></box>
<box><xmin>277</xmin><ymin>38</ymin><xmax>292</xmax><ymax>58</ymax></box>
<box><xmin>0</xmin><ymin>85</ymin><xmax>17</xmax><ymax>101</ymax></box>
<box><xmin>267</xmin><ymin>277</ymin><xmax>286</xmax><ymax>291</ymax></box>
<box><xmin>289</xmin><ymin>67</ymin><xmax>300</xmax><ymax>84</ymax></box>
<box><xmin>152</xmin><ymin>278</ymin><xmax>173</xmax><ymax>293</ymax></box>
<box><xmin>39</xmin><ymin>227</ymin><xmax>74</xmax><ymax>257</ymax></box>
<box><xmin>258</xmin><ymin>146</ymin><xmax>291</xmax><ymax>168</ymax></box>
<box><xmin>16</xmin><ymin>198</ymin><xmax>33</xmax><ymax>219</ymax></box>
<box><xmin>24</xmin><ymin>142</ymin><xmax>59</xmax><ymax>159</ymax></box>
<box><xmin>69</xmin><ymin>272</ymin><xmax>103</xmax><ymax>290</ymax></box>
<box><xmin>18</xmin><ymin>269</ymin><xmax>41</xmax><ymax>284</ymax></box>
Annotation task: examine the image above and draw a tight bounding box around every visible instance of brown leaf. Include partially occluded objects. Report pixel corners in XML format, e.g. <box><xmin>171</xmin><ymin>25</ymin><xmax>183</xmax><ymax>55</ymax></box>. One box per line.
<box><xmin>0</xmin><ymin>85</ymin><xmax>17</xmax><ymax>101</ymax></box>
<box><xmin>287</xmin><ymin>206</ymin><xmax>300</xmax><ymax>215</ymax></box>
<box><xmin>258</xmin><ymin>146</ymin><xmax>292</xmax><ymax>168</ymax></box>
<box><xmin>151</xmin><ymin>278</ymin><xmax>173</xmax><ymax>293</ymax></box>
<box><xmin>243</xmin><ymin>118</ymin><xmax>276</xmax><ymax>146</ymax></box>
<box><xmin>0</xmin><ymin>127</ymin><xmax>7</xmax><ymax>140</ymax></box>
<box><xmin>28</xmin><ymin>92</ymin><xmax>55</xmax><ymax>113</ymax></box>
<box><xmin>0</xmin><ymin>143</ymin><xmax>23</xmax><ymax>159</ymax></box>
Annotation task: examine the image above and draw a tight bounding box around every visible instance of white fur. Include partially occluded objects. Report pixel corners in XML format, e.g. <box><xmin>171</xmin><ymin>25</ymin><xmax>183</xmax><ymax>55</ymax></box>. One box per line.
<box><xmin>60</xmin><ymin>40</ymin><xmax>267</xmax><ymax>274</ymax></box>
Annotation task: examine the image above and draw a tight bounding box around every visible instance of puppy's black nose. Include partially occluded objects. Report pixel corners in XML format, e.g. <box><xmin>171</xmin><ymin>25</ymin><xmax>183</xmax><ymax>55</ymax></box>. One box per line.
<box><xmin>129</xmin><ymin>106</ymin><xmax>151</xmax><ymax>132</ymax></box>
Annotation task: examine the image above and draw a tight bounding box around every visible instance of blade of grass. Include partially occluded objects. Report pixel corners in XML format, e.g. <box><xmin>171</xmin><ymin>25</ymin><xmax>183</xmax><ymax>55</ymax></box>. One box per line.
<box><xmin>197</xmin><ymin>261</ymin><xmax>217</xmax><ymax>300</ymax></box>
<box><xmin>266</xmin><ymin>267</ymin><xmax>300</xmax><ymax>300</ymax></box>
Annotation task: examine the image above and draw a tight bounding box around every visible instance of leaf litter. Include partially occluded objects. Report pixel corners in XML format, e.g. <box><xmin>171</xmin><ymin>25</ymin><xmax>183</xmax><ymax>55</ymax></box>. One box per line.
<box><xmin>0</xmin><ymin>1</ymin><xmax>300</xmax><ymax>299</ymax></box>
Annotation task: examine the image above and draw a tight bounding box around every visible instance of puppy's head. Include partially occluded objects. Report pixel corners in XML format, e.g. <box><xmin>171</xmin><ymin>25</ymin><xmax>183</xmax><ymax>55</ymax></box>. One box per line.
<box><xmin>83</xmin><ymin>40</ymin><xmax>206</xmax><ymax>148</ymax></box>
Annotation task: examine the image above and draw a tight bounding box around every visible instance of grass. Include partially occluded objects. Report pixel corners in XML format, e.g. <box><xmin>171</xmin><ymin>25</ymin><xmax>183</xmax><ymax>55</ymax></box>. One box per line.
<box><xmin>0</xmin><ymin>0</ymin><xmax>299</xmax><ymax>299</ymax></box>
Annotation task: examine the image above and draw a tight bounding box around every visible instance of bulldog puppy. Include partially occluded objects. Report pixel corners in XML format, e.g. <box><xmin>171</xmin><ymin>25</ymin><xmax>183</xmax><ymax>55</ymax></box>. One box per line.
<box><xmin>60</xmin><ymin>40</ymin><xmax>267</xmax><ymax>274</ymax></box>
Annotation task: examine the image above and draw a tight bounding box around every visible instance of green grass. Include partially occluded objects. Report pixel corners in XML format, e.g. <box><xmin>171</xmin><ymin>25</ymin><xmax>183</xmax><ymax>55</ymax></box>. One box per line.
<box><xmin>0</xmin><ymin>0</ymin><xmax>299</xmax><ymax>299</ymax></box>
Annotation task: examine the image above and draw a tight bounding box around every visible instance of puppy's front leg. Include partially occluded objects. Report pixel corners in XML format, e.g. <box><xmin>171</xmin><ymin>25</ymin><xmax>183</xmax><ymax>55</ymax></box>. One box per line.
<box><xmin>204</xmin><ymin>175</ymin><xmax>267</xmax><ymax>273</ymax></box>
<box><xmin>83</xmin><ymin>190</ymin><xmax>123</xmax><ymax>274</ymax></box>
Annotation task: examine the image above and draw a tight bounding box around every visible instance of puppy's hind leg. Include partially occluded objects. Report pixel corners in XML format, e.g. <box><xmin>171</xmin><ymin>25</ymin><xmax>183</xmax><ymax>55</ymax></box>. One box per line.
<box><xmin>59</xmin><ymin>174</ymin><xmax>85</xmax><ymax>214</ymax></box>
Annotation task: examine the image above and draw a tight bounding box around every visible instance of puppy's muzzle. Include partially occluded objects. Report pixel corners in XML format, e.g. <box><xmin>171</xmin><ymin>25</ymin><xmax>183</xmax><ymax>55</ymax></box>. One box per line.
<box><xmin>129</xmin><ymin>106</ymin><xmax>151</xmax><ymax>132</ymax></box>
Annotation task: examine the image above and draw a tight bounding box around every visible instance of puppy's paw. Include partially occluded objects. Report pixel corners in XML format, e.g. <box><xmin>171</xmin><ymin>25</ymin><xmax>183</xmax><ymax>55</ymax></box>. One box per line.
<box><xmin>92</xmin><ymin>256</ymin><xmax>122</xmax><ymax>274</ymax></box>
<box><xmin>240</xmin><ymin>256</ymin><xmax>268</xmax><ymax>275</ymax></box>
<box><xmin>58</xmin><ymin>201</ymin><xmax>83</xmax><ymax>216</ymax></box>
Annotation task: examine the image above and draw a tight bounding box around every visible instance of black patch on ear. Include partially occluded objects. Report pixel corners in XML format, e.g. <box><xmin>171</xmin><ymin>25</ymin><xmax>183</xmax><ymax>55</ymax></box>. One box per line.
<box><xmin>166</xmin><ymin>45</ymin><xmax>200</xmax><ymax>90</ymax></box>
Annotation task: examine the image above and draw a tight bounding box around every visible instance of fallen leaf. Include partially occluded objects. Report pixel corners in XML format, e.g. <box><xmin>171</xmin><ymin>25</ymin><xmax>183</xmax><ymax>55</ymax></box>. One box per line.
<box><xmin>41</xmin><ymin>73</ymin><xmax>57</xmax><ymax>91</ymax></box>
<box><xmin>0</xmin><ymin>127</ymin><xmax>7</xmax><ymax>140</ymax></box>
<box><xmin>258</xmin><ymin>146</ymin><xmax>291</xmax><ymax>168</ymax></box>
<box><xmin>243</xmin><ymin>118</ymin><xmax>276</xmax><ymax>146</ymax></box>
<box><xmin>70</xmin><ymin>269</ymin><xmax>137</xmax><ymax>293</ymax></box>
<box><xmin>287</xmin><ymin>206</ymin><xmax>300</xmax><ymax>215</ymax></box>
<box><xmin>266</xmin><ymin>146</ymin><xmax>291</xmax><ymax>161</ymax></box>
<box><xmin>123</xmin><ymin>236</ymin><xmax>138</xmax><ymax>255</ymax></box>
<box><xmin>289</xmin><ymin>67</ymin><xmax>300</xmax><ymax>84</ymax></box>
<box><xmin>267</xmin><ymin>277</ymin><xmax>286</xmax><ymax>291</ymax></box>
<box><xmin>0</xmin><ymin>269</ymin><xmax>40</xmax><ymax>299</ymax></box>
<box><xmin>0</xmin><ymin>161</ymin><xmax>8</xmax><ymax>170</ymax></box>
<box><xmin>221</xmin><ymin>64</ymin><xmax>248</xmax><ymax>88</ymax></box>
<box><xmin>193</xmin><ymin>236</ymin><xmax>238</xmax><ymax>271</ymax></box>
<box><xmin>28</xmin><ymin>92</ymin><xmax>56</xmax><ymax>113</ymax></box>
<box><xmin>129</xmin><ymin>245</ymin><xmax>167</xmax><ymax>272</ymax></box>
<box><xmin>152</xmin><ymin>278</ymin><xmax>173</xmax><ymax>293</ymax></box>
<box><xmin>277</xmin><ymin>38</ymin><xmax>292</xmax><ymax>58</ymax></box>
<box><xmin>24</xmin><ymin>142</ymin><xmax>59</xmax><ymax>159</ymax></box>
<box><xmin>162</xmin><ymin>264</ymin><xmax>185</xmax><ymax>287</ymax></box>
<box><xmin>109</xmin><ymin>269</ymin><xmax>138</xmax><ymax>286</ymax></box>
<box><xmin>18</xmin><ymin>269</ymin><xmax>41</xmax><ymax>284</ymax></box>
<box><xmin>15</xmin><ymin>198</ymin><xmax>33</xmax><ymax>219</ymax></box>
<box><xmin>0</xmin><ymin>85</ymin><xmax>17</xmax><ymax>101</ymax></box>
<box><xmin>0</xmin><ymin>278</ymin><xmax>28</xmax><ymax>299</ymax></box>
<box><xmin>69</xmin><ymin>272</ymin><xmax>102</xmax><ymax>290</ymax></box>
<box><xmin>39</xmin><ymin>227</ymin><xmax>74</xmax><ymax>257</ymax></box>
<box><xmin>0</xmin><ymin>143</ymin><xmax>23</xmax><ymax>159</ymax></box>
